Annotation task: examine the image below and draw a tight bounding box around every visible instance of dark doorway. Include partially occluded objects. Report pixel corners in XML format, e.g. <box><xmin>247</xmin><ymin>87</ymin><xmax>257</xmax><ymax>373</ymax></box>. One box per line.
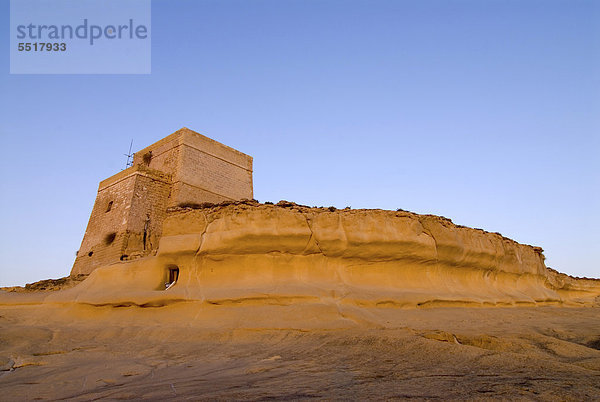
<box><xmin>169</xmin><ymin>267</ymin><xmax>179</xmax><ymax>283</ymax></box>
<box><xmin>165</xmin><ymin>266</ymin><xmax>179</xmax><ymax>290</ymax></box>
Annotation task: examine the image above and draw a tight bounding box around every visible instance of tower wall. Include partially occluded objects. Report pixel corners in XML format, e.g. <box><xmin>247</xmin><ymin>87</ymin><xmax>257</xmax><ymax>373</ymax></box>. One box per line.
<box><xmin>71</xmin><ymin>128</ymin><xmax>253</xmax><ymax>276</ymax></box>
<box><xmin>71</xmin><ymin>166</ymin><xmax>171</xmax><ymax>276</ymax></box>
<box><xmin>174</xmin><ymin>141</ymin><xmax>253</xmax><ymax>205</ymax></box>
<box><xmin>133</xmin><ymin>128</ymin><xmax>253</xmax><ymax>206</ymax></box>
<box><xmin>123</xmin><ymin>168</ymin><xmax>172</xmax><ymax>256</ymax></box>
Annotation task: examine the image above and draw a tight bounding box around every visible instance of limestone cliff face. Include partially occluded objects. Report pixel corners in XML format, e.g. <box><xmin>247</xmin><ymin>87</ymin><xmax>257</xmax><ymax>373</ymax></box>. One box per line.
<box><xmin>51</xmin><ymin>202</ymin><xmax>599</xmax><ymax>307</ymax></box>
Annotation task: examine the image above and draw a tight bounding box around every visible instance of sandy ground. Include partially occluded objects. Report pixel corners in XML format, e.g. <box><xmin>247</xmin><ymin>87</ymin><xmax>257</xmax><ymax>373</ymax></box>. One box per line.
<box><xmin>0</xmin><ymin>301</ymin><xmax>599</xmax><ymax>400</ymax></box>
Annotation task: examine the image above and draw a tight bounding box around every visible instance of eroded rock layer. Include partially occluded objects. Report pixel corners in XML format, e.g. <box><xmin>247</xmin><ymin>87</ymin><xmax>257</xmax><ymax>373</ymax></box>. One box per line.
<box><xmin>42</xmin><ymin>202</ymin><xmax>599</xmax><ymax>307</ymax></box>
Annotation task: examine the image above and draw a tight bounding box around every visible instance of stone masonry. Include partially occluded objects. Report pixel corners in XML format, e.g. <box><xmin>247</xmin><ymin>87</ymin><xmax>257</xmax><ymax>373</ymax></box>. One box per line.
<box><xmin>71</xmin><ymin>128</ymin><xmax>253</xmax><ymax>276</ymax></box>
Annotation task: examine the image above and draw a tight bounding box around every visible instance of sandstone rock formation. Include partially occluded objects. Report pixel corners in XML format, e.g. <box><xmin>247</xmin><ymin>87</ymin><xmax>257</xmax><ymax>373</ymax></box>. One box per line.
<box><xmin>41</xmin><ymin>201</ymin><xmax>599</xmax><ymax>308</ymax></box>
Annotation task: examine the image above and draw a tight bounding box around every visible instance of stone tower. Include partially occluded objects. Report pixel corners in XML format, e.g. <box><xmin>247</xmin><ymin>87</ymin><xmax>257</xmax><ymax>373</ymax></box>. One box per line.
<box><xmin>71</xmin><ymin>128</ymin><xmax>253</xmax><ymax>276</ymax></box>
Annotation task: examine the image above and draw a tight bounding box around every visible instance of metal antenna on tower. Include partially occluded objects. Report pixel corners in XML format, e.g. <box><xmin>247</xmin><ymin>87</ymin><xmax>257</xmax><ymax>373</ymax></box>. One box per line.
<box><xmin>124</xmin><ymin>139</ymin><xmax>134</xmax><ymax>169</ymax></box>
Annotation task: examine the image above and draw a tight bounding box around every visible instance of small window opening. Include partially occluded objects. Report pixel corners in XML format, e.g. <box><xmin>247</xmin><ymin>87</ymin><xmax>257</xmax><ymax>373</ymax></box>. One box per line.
<box><xmin>120</xmin><ymin>254</ymin><xmax>128</xmax><ymax>261</ymax></box>
<box><xmin>165</xmin><ymin>266</ymin><xmax>179</xmax><ymax>290</ymax></box>
<box><xmin>106</xmin><ymin>201</ymin><xmax>113</xmax><ymax>212</ymax></box>
<box><xmin>88</xmin><ymin>251</ymin><xmax>93</xmax><ymax>257</ymax></box>
<box><xmin>143</xmin><ymin>215</ymin><xmax>150</xmax><ymax>250</ymax></box>
<box><xmin>104</xmin><ymin>232</ymin><xmax>116</xmax><ymax>245</ymax></box>
<box><xmin>142</xmin><ymin>151</ymin><xmax>152</xmax><ymax>166</ymax></box>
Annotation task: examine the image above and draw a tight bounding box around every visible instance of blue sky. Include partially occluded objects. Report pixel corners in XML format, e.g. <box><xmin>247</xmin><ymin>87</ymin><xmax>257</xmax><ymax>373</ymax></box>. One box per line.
<box><xmin>0</xmin><ymin>0</ymin><xmax>598</xmax><ymax>286</ymax></box>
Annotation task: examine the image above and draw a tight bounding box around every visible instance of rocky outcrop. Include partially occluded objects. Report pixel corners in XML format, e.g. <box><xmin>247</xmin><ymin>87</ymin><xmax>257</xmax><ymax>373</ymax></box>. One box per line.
<box><xmin>0</xmin><ymin>275</ymin><xmax>88</xmax><ymax>293</ymax></box>
<box><xmin>41</xmin><ymin>201</ymin><xmax>599</xmax><ymax>307</ymax></box>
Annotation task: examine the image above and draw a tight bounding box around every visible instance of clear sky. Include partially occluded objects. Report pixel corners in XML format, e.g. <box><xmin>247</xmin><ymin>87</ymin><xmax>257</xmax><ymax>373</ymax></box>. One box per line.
<box><xmin>0</xmin><ymin>0</ymin><xmax>598</xmax><ymax>286</ymax></box>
